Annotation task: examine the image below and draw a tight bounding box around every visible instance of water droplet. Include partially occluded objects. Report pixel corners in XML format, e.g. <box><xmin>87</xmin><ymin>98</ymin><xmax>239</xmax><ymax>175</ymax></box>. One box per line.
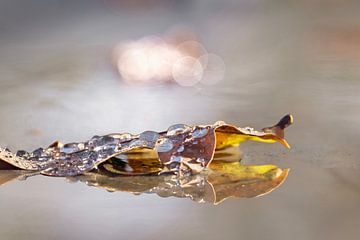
<box><xmin>88</xmin><ymin>151</ymin><xmax>98</xmax><ymax>162</ymax></box>
<box><xmin>176</xmin><ymin>145</ymin><xmax>185</xmax><ymax>153</ymax></box>
<box><xmin>170</xmin><ymin>155</ymin><xmax>182</xmax><ymax>163</ymax></box>
<box><xmin>77</xmin><ymin>143</ymin><xmax>85</xmax><ymax>150</ymax></box>
<box><xmin>16</xmin><ymin>150</ymin><xmax>28</xmax><ymax>157</ymax></box>
<box><xmin>156</xmin><ymin>138</ymin><xmax>174</xmax><ymax>152</ymax></box>
<box><xmin>129</xmin><ymin>139</ymin><xmax>151</xmax><ymax>148</ymax></box>
<box><xmin>32</xmin><ymin>148</ymin><xmax>44</xmax><ymax>157</ymax></box>
<box><xmin>192</xmin><ymin>128</ymin><xmax>209</xmax><ymax>138</ymax></box>
<box><xmin>166</xmin><ymin>124</ymin><xmax>190</xmax><ymax>136</ymax></box>
<box><xmin>58</xmin><ymin>152</ymin><xmax>68</xmax><ymax>161</ymax></box>
<box><xmin>109</xmin><ymin>133</ymin><xmax>133</xmax><ymax>142</ymax></box>
<box><xmin>168</xmin><ymin>162</ymin><xmax>180</xmax><ymax>171</ymax></box>
<box><xmin>98</xmin><ymin>145</ymin><xmax>116</xmax><ymax>158</ymax></box>
<box><xmin>61</xmin><ymin>143</ymin><xmax>80</xmax><ymax>154</ymax></box>
<box><xmin>88</xmin><ymin>136</ymin><xmax>116</xmax><ymax>148</ymax></box>
<box><xmin>101</xmin><ymin>136</ymin><xmax>116</xmax><ymax>146</ymax></box>
<box><xmin>139</xmin><ymin>131</ymin><xmax>160</xmax><ymax>143</ymax></box>
<box><xmin>179</xmin><ymin>164</ymin><xmax>192</xmax><ymax>176</ymax></box>
<box><xmin>196</xmin><ymin>158</ymin><xmax>206</xmax><ymax>166</ymax></box>
<box><xmin>196</xmin><ymin>158</ymin><xmax>205</xmax><ymax>163</ymax></box>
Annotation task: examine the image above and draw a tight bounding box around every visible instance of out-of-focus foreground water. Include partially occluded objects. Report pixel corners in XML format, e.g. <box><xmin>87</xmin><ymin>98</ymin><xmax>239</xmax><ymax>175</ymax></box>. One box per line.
<box><xmin>0</xmin><ymin>0</ymin><xmax>359</xmax><ymax>239</ymax></box>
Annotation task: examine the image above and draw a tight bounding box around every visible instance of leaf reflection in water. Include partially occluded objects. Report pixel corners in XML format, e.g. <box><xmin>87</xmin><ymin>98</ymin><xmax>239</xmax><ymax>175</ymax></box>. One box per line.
<box><xmin>72</xmin><ymin>164</ymin><xmax>288</xmax><ymax>204</ymax></box>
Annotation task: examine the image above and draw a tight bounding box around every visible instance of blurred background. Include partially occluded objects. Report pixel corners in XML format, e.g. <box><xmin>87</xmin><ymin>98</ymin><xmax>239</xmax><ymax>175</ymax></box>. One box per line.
<box><xmin>0</xmin><ymin>0</ymin><xmax>359</xmax><ymax>239</ymax></box>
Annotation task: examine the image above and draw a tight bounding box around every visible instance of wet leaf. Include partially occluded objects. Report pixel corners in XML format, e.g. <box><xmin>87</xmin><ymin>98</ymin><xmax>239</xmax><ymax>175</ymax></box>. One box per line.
<box><xmin>0</xmin><ymin>114</ymin><xmax>293</xmax><ymax>176</ymax></box>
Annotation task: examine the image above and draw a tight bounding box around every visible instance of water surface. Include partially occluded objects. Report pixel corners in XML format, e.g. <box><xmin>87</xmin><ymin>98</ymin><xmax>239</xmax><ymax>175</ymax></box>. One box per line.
<box><xmin>0</xmin><ymin>1</ymin><xmax>359</xmax><ymax>239</ymax></box>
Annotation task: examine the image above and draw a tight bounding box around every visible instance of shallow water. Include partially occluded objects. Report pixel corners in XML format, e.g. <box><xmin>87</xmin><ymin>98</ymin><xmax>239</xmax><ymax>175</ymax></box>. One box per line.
<box><xmin>0</xmin><ymin>1</ymin><xmax>360</xmax><ymax>239</ymax></box>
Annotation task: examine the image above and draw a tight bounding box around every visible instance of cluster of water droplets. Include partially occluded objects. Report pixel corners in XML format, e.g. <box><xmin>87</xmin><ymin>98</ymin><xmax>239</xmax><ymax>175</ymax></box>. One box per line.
<box><xmin>146</xmin><ymin>174</ymin><xmax>208</xmax><ymax>203</ymax></box>
<box><xmin>0</xmin><ymin>122</ymin><xmax>216</xmax><ymax>177</ymax></box>
<box><xmin>156</xmin><ymin>123</ymin><xmax>212</xmax><ymax>176</ymax></box>
<box><xmin>1</xmin><ymin>132</ymin><xmax>137</xmax><ymax>176</ymax></box>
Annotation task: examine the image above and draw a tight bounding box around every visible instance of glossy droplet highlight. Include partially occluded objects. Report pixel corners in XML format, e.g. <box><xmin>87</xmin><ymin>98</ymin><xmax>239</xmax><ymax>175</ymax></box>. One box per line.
<box><xmin>166</xmin><ymin>124</ymin><xmax>190</xmax><ymax>136</ymax></box>
<box><xmin>139</xmin><ymin>131</ymin><xmax>160</xmax><ymax>143</ymax></box>
<box><xmin>156</xmin><ymin>138</ymin><xmax>174</xmax><ymax>152</ymax></box>
<box><xmin>192</xmin><ymin>128</ymin><xmax>209</xmax><ymax>139</ymax></box>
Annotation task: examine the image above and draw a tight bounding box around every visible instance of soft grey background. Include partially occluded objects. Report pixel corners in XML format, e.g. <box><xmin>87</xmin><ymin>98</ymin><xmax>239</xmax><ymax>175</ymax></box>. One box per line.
<box><xmin>0</xmin><ymin>0</ymin><xmax>359</xmax><ymax>239</ymax></box>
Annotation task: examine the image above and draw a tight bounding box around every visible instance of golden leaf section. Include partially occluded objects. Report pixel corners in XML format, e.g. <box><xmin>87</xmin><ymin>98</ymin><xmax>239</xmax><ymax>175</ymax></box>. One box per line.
<box><xmin>208</xmin><ymin>161</ymin><xmax>289</xmax><ymax>203</ymax></box>
<box><xmin>100</xmin><ymin>149</ymin><xmax>163</xmax><ymax>175</ymax></box>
